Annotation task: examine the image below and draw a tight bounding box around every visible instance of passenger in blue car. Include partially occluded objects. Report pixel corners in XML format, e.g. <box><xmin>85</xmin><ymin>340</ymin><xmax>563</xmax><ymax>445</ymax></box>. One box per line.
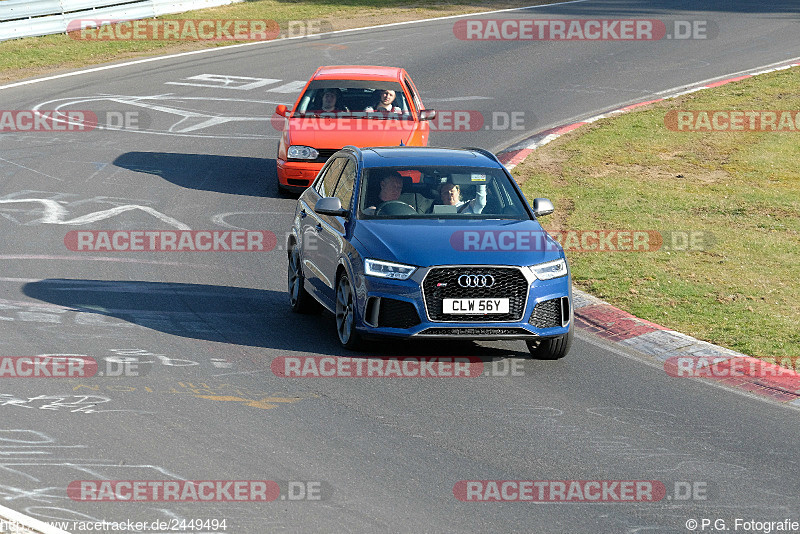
<box><xmin>437</xmin><ymin>181</ymin><xmax>486</xmax><ymax>214</ymax></box>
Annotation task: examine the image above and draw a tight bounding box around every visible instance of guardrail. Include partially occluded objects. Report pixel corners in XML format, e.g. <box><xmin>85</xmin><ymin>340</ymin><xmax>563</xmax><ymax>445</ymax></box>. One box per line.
<box><xmin>0</xmin><ymin>0</ymin><xmax>245</xmax><ymax>41</ymax></box>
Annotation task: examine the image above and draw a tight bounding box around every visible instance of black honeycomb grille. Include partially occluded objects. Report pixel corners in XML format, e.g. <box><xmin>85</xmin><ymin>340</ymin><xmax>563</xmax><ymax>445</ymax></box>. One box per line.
<box><xmin>422</xmin><ymin>267</ymin><xmax>528</xmax><ymax>322</ymax></box>
<box><xmin>378</xmin><ymin>298</ymin><xmax>421</xmax><ymax>329</ymax></box>
<box><xmin>529</xmin><ymin>298</ymin><xmax>563</xmax><ymax>328</ymax></box>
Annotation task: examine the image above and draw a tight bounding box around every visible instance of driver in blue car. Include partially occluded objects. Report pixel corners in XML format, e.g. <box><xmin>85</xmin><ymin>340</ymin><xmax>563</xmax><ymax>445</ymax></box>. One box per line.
<box><xmin>377</xmin><ymin>172</ymin><xmax>404</xmax><ymax>202</ymax></box>
<box><xmin>438</xmin><ymin>181</ymin><xmax>486</xmax><ymax>214</ymax></box>
<box><xmin>363</xmin><ymin>172</ymin><xmax>404</xmax><ymax>214</ymax></box>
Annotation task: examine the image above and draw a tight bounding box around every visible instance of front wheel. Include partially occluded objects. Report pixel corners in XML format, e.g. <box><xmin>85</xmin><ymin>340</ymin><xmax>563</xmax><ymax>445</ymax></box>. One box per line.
<box><xmin>526</xmin><ymin>325</ymin><xmax>573</xmax><ymax>360</ymax></box>
<box><xmin>335</xmin><ymin>271</ymin><xmax>364</xmax><ymax>350</ymax></box>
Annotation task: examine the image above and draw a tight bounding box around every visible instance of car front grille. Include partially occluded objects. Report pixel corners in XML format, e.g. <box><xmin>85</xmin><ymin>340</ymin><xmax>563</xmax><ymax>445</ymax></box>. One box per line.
<box><xmin>287</xmin><ymin>149</ymin><xmax>338</xmax><ymax>164</ymax></box>
<box><xmin>422</xmin><ymin>266</ymin><xmax>529</xmax><ymax>322</ymax></box>
<box><xmin>529</xmin><ymin>297</ymin><xmax>569</xmax><ymax>328</ymax></box>
<box><xmin>313</xmin><ymin>149</ymin><xmax>338</xmax><ymax>163</ymax></box>
<box><xmin>378</xmin><ymin>298</ymin><xmax>421</xmax><ymax>329</ymax></box>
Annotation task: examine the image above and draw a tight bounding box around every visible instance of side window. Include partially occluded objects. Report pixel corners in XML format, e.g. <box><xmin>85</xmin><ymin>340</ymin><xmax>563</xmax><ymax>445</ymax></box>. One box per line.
<box><xmin>404</xmin><ymin>77</ymin><xmax>421</xmax><ymax>112</ymax></box>
<box><xmin>316</xmin><ymin>157</ymin><xmax>347</xmax><ymax>197</ymax></box>
<box><xmin>333</xmin><ymin>160</ymin><xmax>356</xmax><ymax>210</ymax></box>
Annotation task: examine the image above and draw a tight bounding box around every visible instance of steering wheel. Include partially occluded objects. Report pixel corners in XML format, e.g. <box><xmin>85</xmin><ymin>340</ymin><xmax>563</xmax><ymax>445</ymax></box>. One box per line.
<box><xmin>375</xmin><ymin>200</ymin><xmax>417</xmax><ymax>216</ymax></box>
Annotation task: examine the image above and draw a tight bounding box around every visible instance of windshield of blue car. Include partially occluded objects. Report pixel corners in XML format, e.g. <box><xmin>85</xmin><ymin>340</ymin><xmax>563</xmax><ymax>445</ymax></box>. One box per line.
<box><xmin>357</xmin><ymin>166</ymin><xmax>532</xmax><ymax>220</ymax></box>
<box><xmin>292</xmin><ymin>81</ymin><xmax>413</xmax><ymax>119</ymax></box>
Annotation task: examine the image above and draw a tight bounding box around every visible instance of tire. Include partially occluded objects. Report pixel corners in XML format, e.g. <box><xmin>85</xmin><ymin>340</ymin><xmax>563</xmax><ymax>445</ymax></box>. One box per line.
<box><xmin>335</xmin><ymin>271</ymin><xmax>364</xmax><ymax>350</ymax></box>
<box><xmin>526</xmin><ymin>324</ymin><xmax>573</xmax><ymax>360</ymax></box>
<box><xmin>287</xmin><ymin>245</ymin><xmax>319</xmax><ymax>314</ymax></box>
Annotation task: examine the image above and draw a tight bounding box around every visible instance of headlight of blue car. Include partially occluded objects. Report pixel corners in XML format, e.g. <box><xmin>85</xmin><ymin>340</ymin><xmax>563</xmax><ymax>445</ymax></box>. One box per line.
<box><xmin>365</xmin><ymin>259</ymin><xmax>417</xmax><ymax>280</ymax></box>
<box><xmin>529</xmin><ymin>258</ymin><xmax>568</xmax><ymax>280</ymax></box>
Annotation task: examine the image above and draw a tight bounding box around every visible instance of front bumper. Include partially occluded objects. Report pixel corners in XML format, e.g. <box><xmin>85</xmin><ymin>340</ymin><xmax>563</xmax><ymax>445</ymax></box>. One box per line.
<box><xmin>277</xmin><ymin>159</ymin><xmax>323</xmax><ymax>189</ymax></box>
<box><xmin>353</xmin><ymin>265</ymin><xmax>571</xmax><ymax>341</ymax></box>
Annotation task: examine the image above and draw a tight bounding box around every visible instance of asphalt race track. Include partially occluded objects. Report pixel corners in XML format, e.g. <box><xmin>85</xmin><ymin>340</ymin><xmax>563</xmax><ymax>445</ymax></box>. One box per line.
<box><xmin>1</xmin><ymin>1</ymin><xmax>799</xmax><ymax>532</ymax></box>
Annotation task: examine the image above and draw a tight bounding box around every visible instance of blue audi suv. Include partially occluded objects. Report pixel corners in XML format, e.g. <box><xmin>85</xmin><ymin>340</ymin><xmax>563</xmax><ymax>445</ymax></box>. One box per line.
<box><xmin>286</xmin><ymin>146</ymin><xmax>573</xmax><ymax>358</ymax></box>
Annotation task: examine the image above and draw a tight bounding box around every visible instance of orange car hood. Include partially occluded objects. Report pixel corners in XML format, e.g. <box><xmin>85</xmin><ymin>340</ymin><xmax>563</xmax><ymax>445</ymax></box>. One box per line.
<box><xmin>285</xmin><ymin>117</ymin><xmax>421</xmax><ymax>149</ymax></box>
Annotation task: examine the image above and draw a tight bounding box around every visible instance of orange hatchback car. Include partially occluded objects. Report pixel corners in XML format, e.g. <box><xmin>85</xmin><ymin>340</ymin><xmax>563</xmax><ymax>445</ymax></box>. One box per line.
<box><xmin>274</xmin><ymin>65</ymin><xmax>436</xmax><ymax>192</ymax></box>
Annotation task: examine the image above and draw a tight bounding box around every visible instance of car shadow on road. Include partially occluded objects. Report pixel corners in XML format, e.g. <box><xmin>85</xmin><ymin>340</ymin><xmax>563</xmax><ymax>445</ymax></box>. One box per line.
<box><xmin>113</xmin><ymin>152</ymin><xmax>287</xmax><ymax>198</ymax></box>
<box><xmin>22</xmin><ymin>278</ymin><xmax>530</xmax><ymax>360</ymax></box>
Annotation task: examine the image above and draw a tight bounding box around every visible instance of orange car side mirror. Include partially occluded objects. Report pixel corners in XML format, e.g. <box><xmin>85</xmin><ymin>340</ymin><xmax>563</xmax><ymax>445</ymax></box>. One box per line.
<box><xmin>419</xmin><ymin>109</ymin><xmax>436</xmax><ymax>121</ymax></box>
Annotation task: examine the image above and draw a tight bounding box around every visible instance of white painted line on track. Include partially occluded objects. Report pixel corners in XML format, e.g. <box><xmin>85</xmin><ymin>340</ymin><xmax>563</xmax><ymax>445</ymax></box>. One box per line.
<box><xmin>576</xmin><ymin>329</ymin><xmax>800</xmax><ymax>414</ymax></box>
<box><xmin>0</xmin><ymin>199</ymin><xmax>190</xmax><ymax>229</ymax></box>
<box><xmin>0</xmin><ymin>254</ymin><xmax>214</xmax><ymax>267</ymax></box>
<box><xmin>501</xmin><ymin>55</ymin><xmax>800</xmax><ymax>159</ymax></box>
<box><xmin>0</xmin><ymin>0</ymin><xmax>590</xmax><ymax>92</ymax></box>
<box><xmin>0</xmin><ymin>503</ymin><xmax>70</xmax><ymax>534</ymax></box>
<box><xmin>651</xmin><ymin>55</ymin><xmax>800</xmax><ymax>97</ymax></box>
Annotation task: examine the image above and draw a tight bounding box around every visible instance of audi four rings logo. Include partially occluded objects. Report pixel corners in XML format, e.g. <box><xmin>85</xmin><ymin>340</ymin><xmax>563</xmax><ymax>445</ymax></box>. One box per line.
<box><xmin>458</xmin><ymin>274</ymin><xmax>495</xmax><ymax>287</ymax></box>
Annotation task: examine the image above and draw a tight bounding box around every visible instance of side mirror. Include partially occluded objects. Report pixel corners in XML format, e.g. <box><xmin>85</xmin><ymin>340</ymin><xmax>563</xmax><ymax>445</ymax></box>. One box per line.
<box><xmin>275</xmin><ymin>104</ymin><xmax>290</xmax><ymax>117</ymax></box>
<box><xmin>419</xmin><ymin>109</ymin><xmax>436</xmax><ymax>121</ymax></box>
<box><xmin>532</xmin><ymin>198</ymin><xmax>554</xmax><ymax>217</ymax></box>
<box><xmin>315</xmin><ymin>197</ymin><xmax>349</xmax><ymax>217</ymax></box>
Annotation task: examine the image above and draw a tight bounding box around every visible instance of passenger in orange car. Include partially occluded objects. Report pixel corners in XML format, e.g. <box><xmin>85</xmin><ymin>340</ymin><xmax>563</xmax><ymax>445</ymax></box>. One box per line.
<box><xmin>364</xmin><ymin>89</ymin><xmax>402</xmax><ymax>113</ymax></box>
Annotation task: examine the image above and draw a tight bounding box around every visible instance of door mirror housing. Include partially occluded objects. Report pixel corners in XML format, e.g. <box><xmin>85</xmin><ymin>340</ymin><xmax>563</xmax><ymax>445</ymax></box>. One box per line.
<box><xmin>419</xmin><ymin>109</ymin><xmax>436</xmax><ymax>121</ymax></box>
<box><xmin>315</xmin><ymin>197</ymin><xmax>349</xmax><ymax>217</ymax></box>
<box><xmin>532</xmin><ymin>198</ymin><xmax>554</xmax><ymax>217</ymax></box>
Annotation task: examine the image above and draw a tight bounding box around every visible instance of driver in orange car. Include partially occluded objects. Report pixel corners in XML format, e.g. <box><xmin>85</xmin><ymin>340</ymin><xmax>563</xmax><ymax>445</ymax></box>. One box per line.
<box><xmin>320</xmin><ymin>88</ymin><xmax>348</xmax><ymax>113</ymax></box>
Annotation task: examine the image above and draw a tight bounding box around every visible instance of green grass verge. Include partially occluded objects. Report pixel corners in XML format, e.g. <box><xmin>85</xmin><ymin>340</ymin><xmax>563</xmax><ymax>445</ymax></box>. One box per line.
<box><xmin>515</xmin><ymin>67</ymin><xmax>800</xmax><ymax>359</ymax></box>
<box><xmin>0</xmin><ymin>0</ymin><xmax>537</xmax><ymax>83</ymax></box>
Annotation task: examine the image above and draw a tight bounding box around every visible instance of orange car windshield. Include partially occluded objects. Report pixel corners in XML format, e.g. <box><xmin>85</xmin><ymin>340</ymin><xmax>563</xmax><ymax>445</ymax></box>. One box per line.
<box><xmin>293</xmin><ymin>81</ymin><xmax>414</xmax><ymax>119</ymax></box>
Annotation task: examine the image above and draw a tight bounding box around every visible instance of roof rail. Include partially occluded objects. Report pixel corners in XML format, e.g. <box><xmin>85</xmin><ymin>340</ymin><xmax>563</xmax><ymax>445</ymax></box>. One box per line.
<box><xmin>462</xmin><ymin>147</ymin><xmax>502</xmax><ymax>164</ymax></box>
<box><xmin>341</xmin><ymin>145</ymin><xmax>363</xmax><ymax>164</ymax></box>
